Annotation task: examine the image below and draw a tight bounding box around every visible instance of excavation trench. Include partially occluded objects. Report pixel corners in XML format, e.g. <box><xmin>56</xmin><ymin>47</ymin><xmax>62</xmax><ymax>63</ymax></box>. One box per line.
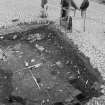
<box><xmin>0</xmin><ymin>23</ymin><xmax>103</xmax><ymax>105</ymax></box>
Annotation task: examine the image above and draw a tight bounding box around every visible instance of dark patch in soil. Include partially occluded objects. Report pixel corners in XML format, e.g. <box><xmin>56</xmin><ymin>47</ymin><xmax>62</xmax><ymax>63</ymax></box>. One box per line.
<box><xmin>0</xmin><ymin>68</ymin><xmax>14</xmax><ymax>104</ymax></box>
<box><xmin>0</xmin><ymin>24</ymin><xmax>104</xmax><ymax>105</ymax></box>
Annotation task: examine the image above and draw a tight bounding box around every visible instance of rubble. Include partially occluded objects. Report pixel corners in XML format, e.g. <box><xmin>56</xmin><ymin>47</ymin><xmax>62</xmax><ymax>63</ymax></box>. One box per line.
<box><xmin>56</xmin><ymin>61</ymin><xmax>64</xmax><ymax>68</ymax></box>
<box><xmin>1</xmin><ymin>24</ymin><xmax>105</xmax><ymax>105</ymax></box>
<box><xmin>35</xmin><ymin>44</ymin><xmax>45</xmax><ymax>52</ymax></box>
<box><xmin>24</xmin><ymin>61</ymin><xmax>29</xmax><ymax>67</ymax></box>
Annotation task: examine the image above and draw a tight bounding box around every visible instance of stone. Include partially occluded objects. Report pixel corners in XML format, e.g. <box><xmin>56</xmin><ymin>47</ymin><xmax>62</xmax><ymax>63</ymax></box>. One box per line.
<box><xmin>35</xmin><ymin>44</ymin><xmax>45</xmax><ymax>51</ymax></box>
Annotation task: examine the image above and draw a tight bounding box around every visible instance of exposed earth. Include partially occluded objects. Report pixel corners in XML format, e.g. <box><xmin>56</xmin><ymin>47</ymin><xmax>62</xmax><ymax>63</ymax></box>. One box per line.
<box><xmin>0</xmin><ymin>0</ymin><xmax>105</xmax><ymax>105</ymax></box>
<box><xmin>0</xmin><ymin>23</ymin><xmax>104</xmax><ymax>105</ymax></box>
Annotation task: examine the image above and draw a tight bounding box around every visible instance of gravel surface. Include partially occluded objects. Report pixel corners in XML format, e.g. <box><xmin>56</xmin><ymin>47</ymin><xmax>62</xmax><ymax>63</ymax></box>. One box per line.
<box><xmin>66</xmin><ymin>32</ymin><xmax>105</xmax><ymax>105</ymax></box>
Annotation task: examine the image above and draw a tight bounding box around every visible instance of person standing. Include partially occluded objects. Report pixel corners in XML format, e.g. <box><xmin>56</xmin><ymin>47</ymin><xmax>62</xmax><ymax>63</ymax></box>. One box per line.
<box><xmin>80</xmin><ymin>0</ymin><xmax>89</xmax><ymax>31</ymax></box>
<box><xmin>41</xmin><ymin>0</ymin><xmax>48</xmax><ymax>8</ymax></box>
<box><xmin>41</xmin><ymin>0</ymin><xmax>48</xmax><ymax>18</ymax></box>
<box><xmin>61</xmin><ymin>0</ymin><xmax>69</xmax><ymax>19</ymax></box>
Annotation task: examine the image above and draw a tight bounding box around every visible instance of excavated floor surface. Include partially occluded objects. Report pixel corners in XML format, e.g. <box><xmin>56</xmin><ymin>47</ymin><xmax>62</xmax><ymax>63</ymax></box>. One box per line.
<box><xmin>0</xmin><ymin>24</ymin><xmax>104</xmax><ymax>105</ymax></box>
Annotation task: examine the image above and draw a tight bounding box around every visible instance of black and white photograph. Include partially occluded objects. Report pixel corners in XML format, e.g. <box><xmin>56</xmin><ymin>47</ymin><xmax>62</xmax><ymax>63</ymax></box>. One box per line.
<box><xmin>0</xmin><ymin>0</ymin><xmax>105</xmax><ymax>105</ymax></box>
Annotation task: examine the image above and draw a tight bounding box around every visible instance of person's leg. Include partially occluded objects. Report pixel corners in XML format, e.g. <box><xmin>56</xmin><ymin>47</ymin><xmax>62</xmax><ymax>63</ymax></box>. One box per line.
<box><xmin>44</xmin><ymin>4</ymin><xmax>48</xmax><ymax>17</ymax></box>
<box><xmin>81</xmin><ymin>10</ymin><xmax>86</xmax><ymax>18</ymax></box>
<box><xmin>67</xmin><ymin>16</ymin><xmax>72</xmax><ymax>33</ymax></box>
<box><xmin>81</xmin><ymin>10</ymin><xmax>83</xmax><ymax>18</ymax></box>
<box><xmin>74</xmin><ymin>9</ymin><xmax>76</xmax><ymax>17</ymax></box>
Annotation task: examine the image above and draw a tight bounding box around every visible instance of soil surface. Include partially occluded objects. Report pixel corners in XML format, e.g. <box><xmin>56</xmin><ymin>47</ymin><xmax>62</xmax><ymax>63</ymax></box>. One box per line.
<box><xmin>0</xmin><ymin>24</ymin><xmax>103</xmax><ymax>105</ymax></box>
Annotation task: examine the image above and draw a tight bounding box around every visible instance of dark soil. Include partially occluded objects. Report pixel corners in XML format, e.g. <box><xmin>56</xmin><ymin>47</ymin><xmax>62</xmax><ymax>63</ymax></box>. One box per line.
<box><xmin>0</xmin><ymin>24</ymin><xmax>104</xmax><ymax>105</ymax></box>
